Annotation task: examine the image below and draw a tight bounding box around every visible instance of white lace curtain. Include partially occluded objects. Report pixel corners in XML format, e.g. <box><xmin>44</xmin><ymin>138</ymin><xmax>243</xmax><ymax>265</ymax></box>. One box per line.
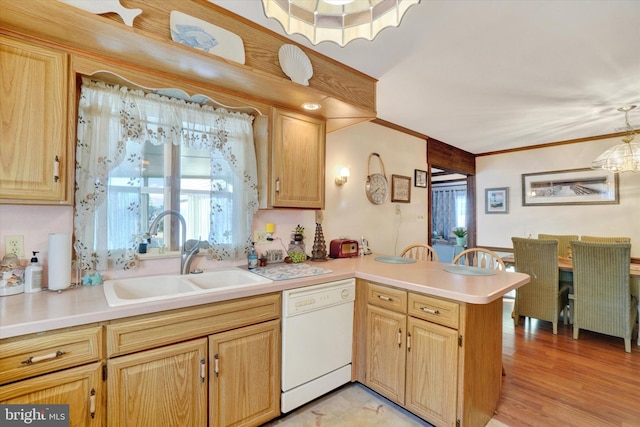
<box><xmin>74</xmin><ymin>78</ymin><xmax>258</xmax><ymax>271</ymax></box>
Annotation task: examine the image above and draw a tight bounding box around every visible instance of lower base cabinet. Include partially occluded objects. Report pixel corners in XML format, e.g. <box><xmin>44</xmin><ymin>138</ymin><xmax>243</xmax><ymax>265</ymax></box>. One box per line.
<box><xmin>363</xmin><ymin>281</ymin><xmax>501</xmax><ymax>427</ymax></box>
<box><xmin>0</xmin><ymin>362</ymin><xmax>104</xmax><ymax>427</ymax></box>
<box><xmin>405</xmin><ymin>317</ymin><xmax>458</xmax><ymax>426</ymax></box>
<box><xmin>107</xmin><ymin>339</ymin><xmax>208</xmax><ymax>427</ymax></box>
<box><xmin>209</xmin><ymin>320</ymin><xmax>281</xmax><ymax>427</ymax></box>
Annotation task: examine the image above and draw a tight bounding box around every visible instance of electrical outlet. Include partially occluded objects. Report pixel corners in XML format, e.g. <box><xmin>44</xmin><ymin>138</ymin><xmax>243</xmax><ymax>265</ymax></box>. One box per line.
<box><xmin>5</xmin><ymin>235</ymin><xmax>25</xmax><ymax>257</ymax></box>
<box><xmin>253</xmin><ymin>231</ymin><xmax>267</xmax><ymax>244</ymax></box>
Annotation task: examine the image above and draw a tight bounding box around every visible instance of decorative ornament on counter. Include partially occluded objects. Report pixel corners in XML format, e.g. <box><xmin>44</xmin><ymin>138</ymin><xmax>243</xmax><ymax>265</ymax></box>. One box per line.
<box><xmin>311</xmin><ymin>223</ymin><xmax>328</xmax><ymax>261</ymax></box>
<box><xmin>278</xmin><ymin>44</ymin><xmax>313</xmax><ymax>86</ymax></box>
<box><xmin>57</xmin><ymin>0</ymin><xmax>142</xmax><ymax>27</ymax></box>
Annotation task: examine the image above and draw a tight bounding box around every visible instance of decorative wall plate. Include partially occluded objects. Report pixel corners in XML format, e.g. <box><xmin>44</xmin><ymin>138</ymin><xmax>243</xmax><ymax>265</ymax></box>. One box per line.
<box><xmin>278</xmin><ymin>44</ymin><xmax>313</xmax><ymax>86</ymax></box>
<box><xmin>58</xmin><ymin>0</ymin><xmax>142</xmax><ymax>26</ymax></box>
<box><xmin>170</xmin><ymin>11</ymin><xmax>245</xmax><ymax>65</ymax></box>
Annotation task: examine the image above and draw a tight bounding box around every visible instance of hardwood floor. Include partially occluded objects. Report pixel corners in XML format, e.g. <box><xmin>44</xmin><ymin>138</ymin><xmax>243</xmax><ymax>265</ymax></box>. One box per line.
<box><xmin>495</xmin><ymin>298</ymin><xmax>640</xmax><ymax>427</ymax></box>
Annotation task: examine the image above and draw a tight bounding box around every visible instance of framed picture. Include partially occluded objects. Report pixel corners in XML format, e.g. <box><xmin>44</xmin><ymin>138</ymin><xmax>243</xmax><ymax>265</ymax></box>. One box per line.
<box><xmin>414</xmin><ymin>169</ymin><xmax>427</xmax><ymax>188</ymax></box>
<box><xmin>485</xmin><ymin>187</ymin><xmax>509</xmax><ymax>214</ymax></box>
<box><xmin>391</xmin><ymin>174</ymin><xmax>411</xmax><ymax>203</ymax></box>
<box><xmin>522</xmin><ymin>168</ymin><xmax>619</xmax><ymax>206</ymax></box>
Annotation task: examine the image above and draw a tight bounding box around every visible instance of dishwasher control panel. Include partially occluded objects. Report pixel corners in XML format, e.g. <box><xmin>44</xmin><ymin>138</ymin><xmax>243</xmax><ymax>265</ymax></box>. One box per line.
<box><xmin>283</xmin><ymin>278</ymin><xmax>355</xmax><ymax>317</ymax></box>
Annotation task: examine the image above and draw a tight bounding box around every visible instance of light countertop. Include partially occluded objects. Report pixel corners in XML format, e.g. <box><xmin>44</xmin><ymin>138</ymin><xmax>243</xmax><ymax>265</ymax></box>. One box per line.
<box><xmin>0</xmin><ymin>255</ymin><xmax>530</xmax><ymax>339</ymax></box>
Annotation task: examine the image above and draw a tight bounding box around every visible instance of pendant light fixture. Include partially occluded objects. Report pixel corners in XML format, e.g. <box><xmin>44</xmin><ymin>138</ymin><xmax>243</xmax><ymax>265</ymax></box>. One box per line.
<box><xmin>591</xmin><ymin>105</ymin><xmax>640</xmax><ymax>173</ymax></box>
<box><xmin>262</xmin><ymin>0</ymin><xmax>420</xmax><ymax>47</ymax></box>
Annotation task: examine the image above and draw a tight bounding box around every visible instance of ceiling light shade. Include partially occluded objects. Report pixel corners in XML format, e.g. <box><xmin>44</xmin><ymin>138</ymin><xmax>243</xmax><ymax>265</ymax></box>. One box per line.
<box><xmin>591</xmin><ymin>105</ymin><xmax>640</xmax><ymax>173</ymax></box>
<box><xmin>262</xmin><ymin>0</ymin><xmax>421</xmax><ymax>47</ymax></box>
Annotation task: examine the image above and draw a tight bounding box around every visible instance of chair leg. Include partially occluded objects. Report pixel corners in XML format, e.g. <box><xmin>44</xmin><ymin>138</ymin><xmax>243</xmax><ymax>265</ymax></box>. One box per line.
<box><xmin>552</xmin><ymin>321</ymin><xmax>558</xmax><ymax>335</ymax></box>
<box><xmin>624</xmin><ymin>338</ymin><xmax>631</xmax><ymax>353</ymax></box>
<box><xmin>573</xmin><ymin>326</ymin><xmax>579</xmax><ymax>340</ymax></box>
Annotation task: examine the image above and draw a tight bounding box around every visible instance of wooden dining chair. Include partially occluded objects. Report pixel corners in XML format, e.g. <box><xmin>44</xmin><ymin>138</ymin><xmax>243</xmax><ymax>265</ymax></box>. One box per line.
<box><xmin>400</xmin><ymin>244</ymin><xmax>439</xmax><ymax>262</ymax></box>
<box><xmin>511</xmin><ymin>237</ymin><xmax>571</xmax><ymax>334</ymax></box>
<box><xmin>570</xmin><ymin>241</ymin><xmax>637</xmax><ymax>353</ymax></box>
<box><xmin>538</xmin><ymin>234</ymin><xmax>579</xmax><ymax>258</ymax></box>
<box><xmin>452</xmin><ymin>248</ymin><xmax>506</xmax><ymax>271</ymax></box>
<box><xmin>580</xmin><ymin>236</ymin><xmax>631</xmax><ymax>244</ymax></box>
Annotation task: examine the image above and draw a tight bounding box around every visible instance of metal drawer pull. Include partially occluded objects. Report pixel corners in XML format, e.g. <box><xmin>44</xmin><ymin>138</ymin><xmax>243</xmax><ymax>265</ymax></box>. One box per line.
<box><xmin>420</xmin><ymin>307</ymin><xmax>440</xmax><ymax>315</ymax></box>
<box><xmin>21</xmin><ymin>350</ymin><xmax>66</xmax><ymax>365</ymax></box>
<box><xmin>378</xmin><ymin>294</ymin><xmax>392</xmax><ymax>301</ymax></box>
<box><xmin>407</xmin><ymin>332</ymin><xmax>412</xmax><ymax>352</ymax></box>
<box><xmin>397</xmin><ymin>329</ymin><xmax>402</xmax><ymax>347</ymax></box>
<box><xmin>214</xmin><ymin>354</ymin><xmax>219</xmax><ymax>377</ymax></box>
<box><xmin>89</xmin><ymin>388</ymin><xmax>96</xmax><ymax>419</ymax></box>
<box><xmin>200</xmin><ymin>359</ymin><xmax>206</xmax><ymax>382</ymax></box>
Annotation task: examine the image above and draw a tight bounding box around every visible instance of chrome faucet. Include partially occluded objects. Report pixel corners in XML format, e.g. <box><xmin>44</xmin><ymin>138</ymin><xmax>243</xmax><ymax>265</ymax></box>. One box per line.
<box><xmin>148</xmin><ymin>210</ymin><xmax>199</xmax><ymax>275</ymax></box>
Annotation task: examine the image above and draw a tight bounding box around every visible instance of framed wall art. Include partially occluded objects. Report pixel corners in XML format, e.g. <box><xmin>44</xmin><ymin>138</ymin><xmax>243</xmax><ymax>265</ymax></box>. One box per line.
<box><xmin>391</xmin><ymin>174</ymin><xmax>411</xmax><ymax>203</ymax></box>
<box><xmin>485</xmin><ymin>187</ymin><xmax>509</xmax><ymax>214</ymax></box>
<box><xmin>522</xmin><ymin>168</ymin><xmax>619</xmax><ymax>206</ymax></box>
<box><xmin>414</xmin><ymin>169</ymin><xmax>427</xmax><ymax>188</ymax></box>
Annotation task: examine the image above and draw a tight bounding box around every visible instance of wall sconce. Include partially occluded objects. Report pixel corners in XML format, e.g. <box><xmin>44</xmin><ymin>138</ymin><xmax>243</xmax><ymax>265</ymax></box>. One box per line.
<box><xmin>335</xmin><ymin>167</ymin><xmax>350</xmax><ymax>186</ymax></box>
<box><xmin>265</xmin><ymin>223</ymin><xmax>275</xmax><ymax>240</ymax></box>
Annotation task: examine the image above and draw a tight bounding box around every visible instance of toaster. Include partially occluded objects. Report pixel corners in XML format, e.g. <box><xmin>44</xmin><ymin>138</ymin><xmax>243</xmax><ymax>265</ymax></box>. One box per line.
<box><xmin>329</xmin><ymin>239</ymin><xmax>359</xmax><ymax>258</ymax></box>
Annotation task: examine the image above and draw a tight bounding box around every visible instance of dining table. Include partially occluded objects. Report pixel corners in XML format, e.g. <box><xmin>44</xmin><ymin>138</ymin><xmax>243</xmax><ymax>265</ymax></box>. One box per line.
<box><xmin>501</xmin><ymin>255</ymin><xmax>640</xmax><ymax>278</ymax></box>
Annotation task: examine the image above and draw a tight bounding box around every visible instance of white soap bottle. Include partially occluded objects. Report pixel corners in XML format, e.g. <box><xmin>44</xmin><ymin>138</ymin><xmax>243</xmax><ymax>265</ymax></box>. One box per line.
<box><xmin>24</xmin><ymin>251</ymin><xmax>43</xmax><ymax>293</ymax></box>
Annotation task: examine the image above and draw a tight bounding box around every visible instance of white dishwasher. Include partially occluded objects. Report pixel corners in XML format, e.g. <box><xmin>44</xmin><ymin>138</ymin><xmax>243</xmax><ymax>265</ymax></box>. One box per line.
<box><xmin>281</xmin><ymin>278</ymin><xmax>356</xmax><ymax>413</ymax></box>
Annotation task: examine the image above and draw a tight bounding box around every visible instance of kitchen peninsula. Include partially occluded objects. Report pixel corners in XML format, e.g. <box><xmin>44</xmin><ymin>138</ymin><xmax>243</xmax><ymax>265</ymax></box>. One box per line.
<box><xmin>1</xmin><ymin>256</ymin><xmax>529</xmax><ymax>427</ymax></box>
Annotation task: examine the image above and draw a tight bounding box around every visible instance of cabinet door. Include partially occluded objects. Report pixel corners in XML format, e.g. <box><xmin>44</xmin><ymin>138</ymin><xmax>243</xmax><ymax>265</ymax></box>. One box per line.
<box><xmin>366</xmin><ymin>305</ymin><xmax>407</xmax><ymax>404</ymax></box>
<box><xmin>107</xmin><ymin>338</ymin><xmax>207</xmax><ymax>427</ymax></box>
<box><xmin>271</xmin><ymin>108</ymin><xmax>325</xmax><ymax>208</ymax></box>
<box><xmin>0</xmin><ymin>35</ymin><xmax>71</xmax><ymax>204</ymax></box>
<box><xmin>405</xmin><ymin>316</ymin><xmax>458</xmax><ymax>427</ymax></box>
<box><xmin>0</xmin><ymin>361</ymin><xmax>104</xmax><ymax>427</ymax></box>
<box><xmin>209</xmin><ymin>319</ymin><xmax>280</xmax><ymax>427</ymax></box>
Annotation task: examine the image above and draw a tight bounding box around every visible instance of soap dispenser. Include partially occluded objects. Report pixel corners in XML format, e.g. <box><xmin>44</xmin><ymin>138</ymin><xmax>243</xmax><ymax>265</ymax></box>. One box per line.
<box><xmin>24</xmin><ymin>251</ymin><xmax>43</xmax><ymax>293</ymax></box>
<box><xmin>248</xmin><ymin>243</ymin><xmax>258</xmax><ymax>270</ymax></box>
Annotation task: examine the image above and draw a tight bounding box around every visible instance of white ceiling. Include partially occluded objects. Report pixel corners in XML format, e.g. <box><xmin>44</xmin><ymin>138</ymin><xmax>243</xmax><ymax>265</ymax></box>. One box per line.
<box><xmin>210</xmin><ymin>0</ymin><xmax>640</xmax><ymax>154</ymax></box>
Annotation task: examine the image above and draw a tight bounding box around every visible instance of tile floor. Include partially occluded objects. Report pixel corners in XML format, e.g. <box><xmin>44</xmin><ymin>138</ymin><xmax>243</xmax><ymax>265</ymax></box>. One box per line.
<box><xmin>262</xmin><ymin>382</ymin><xmax>510</xmax><ymax>427</ymax></box>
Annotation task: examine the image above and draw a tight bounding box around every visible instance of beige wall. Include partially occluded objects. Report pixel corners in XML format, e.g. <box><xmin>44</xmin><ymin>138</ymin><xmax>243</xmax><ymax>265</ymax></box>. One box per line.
<box><xmin>476</xmin><ymin>135</ymin><xmax>640</xmax><ymax>257</ymax></box>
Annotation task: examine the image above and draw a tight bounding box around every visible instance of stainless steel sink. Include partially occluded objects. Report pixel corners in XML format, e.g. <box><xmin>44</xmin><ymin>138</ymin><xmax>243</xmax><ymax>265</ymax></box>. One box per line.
<box><xmin>103</xmin><ymin>268</ymin><xmax>272</xmax><ymax>307</ymax></box>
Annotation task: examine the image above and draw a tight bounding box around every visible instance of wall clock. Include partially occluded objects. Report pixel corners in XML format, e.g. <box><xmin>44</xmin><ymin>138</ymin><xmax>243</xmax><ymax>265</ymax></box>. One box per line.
<box><xmin>365</xmin><ymin>153</ymin><xmax>388</xmax><ymax>205</ymax></box>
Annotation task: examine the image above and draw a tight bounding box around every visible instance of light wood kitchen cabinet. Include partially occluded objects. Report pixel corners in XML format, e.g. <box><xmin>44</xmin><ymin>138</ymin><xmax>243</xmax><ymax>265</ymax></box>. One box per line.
<box><xmin>0</xmin><ymin>324</ymin><xmax>104</xmax><ymax>426</ymax></box>
<box><xmin>0</xmin><ymin>35</ymin><xmax>73</xmax><ymax>204</ymax></box>
<box><xmin>365</xmin><ymin>282</ymin><xmax>460</xmax><ymax>427</ymax></box>
<box><xmin>405</xmin><ymin>316</ymin><xmax>458</xmax><ymax>427</ymax></box>
<box><xmin>107</xmin><ymin>338</ymin><xmax>208</xmax><ymax>427</ymax></box>
<box><xmin>269</xmin><ymin>108</ymin><xmax>326</xmax><ymax>209</ymax></box>
<box><xmin>209</xmin><ymin>319</ymin><xmax>280</xmax><ymax>427</ymax></box>
<box><xmin>105</xmin><ymin>293</ymin><xmax>281</xmax><ymax>427</ymax></box>
<box><xmin>366</xmin><ymin>304</ymin><xmax>407</xmax><ymax>404</ymax></box>
<box><xmin>0</xmin><ymin>362</ymin><xmax>104</xmax><ymax>426</ymax></box>
<box><xmin>361</xmin><ymin>281</ymin><xmax>504</xmax><ymax>427</ymax></box>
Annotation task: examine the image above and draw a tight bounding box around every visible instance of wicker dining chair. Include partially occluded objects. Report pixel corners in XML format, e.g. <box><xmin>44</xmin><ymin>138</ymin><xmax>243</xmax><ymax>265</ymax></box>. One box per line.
<box><xmin>570</xmin><ymin>241</ymin><xmax>637</xmax><ymax>353</ymax></box>
<box><xmin>538</xmin><ymin>234</ymin><xmax>579</xmax><ymax>258</ymax></box>
<box><xmin>400</xmin><ymin>244</ymin><xmax>439</xmax><ymax>262</ymax></box>
<box><xmin>452</xmin><ymin>248</ymin><xmax>506</xmax><ymax>271</ymax></box>
<box><xmin>511</xmin><ymin>237</ymin><xmax>570</xmax><ymax>334</ymax></box>
<box><xmin>580</xmin><ymin>236</ymin><xmax>631</xmax><ymax>244</ymax></box>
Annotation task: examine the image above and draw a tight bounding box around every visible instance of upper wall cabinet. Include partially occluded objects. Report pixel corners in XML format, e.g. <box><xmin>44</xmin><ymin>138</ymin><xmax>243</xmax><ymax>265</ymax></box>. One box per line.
<box><xmin>0</xmin><ymin>35</ymin><xmax>73</xmax><ymax>205</ymax></box>
<box><xmin>268</xmin><ymin>108</ymin><xmax>326</xmax><ymax>209</ymax></box>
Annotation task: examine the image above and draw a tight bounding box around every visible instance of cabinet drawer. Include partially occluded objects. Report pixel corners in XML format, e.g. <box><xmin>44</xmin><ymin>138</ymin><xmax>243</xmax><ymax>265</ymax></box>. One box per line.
<box><xmin>367</xmin><ymin>283</ymin><xmax>407</xmax><ymax>313</ymax></box>
<box><xmin>106</xmin><ymin>293</ymin><xmax>280</xmax><ymax>357</ymax></box>
<box><xmin>0</xmin><ymin>325</ymin><xmax>103</xmax><ymax>385</ymax></box>
<box><xmin>408</xmin><ymin>293</ymin><xmax>459</xmax><ymax>329</ymax></box>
